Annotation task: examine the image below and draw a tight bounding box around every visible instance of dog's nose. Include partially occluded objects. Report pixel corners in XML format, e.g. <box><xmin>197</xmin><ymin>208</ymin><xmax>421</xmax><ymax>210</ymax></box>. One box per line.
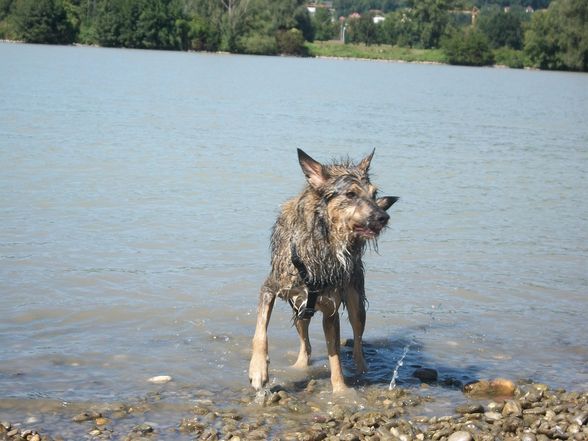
<box><xmin>377</xmin><ymin>212</ymin><xmax>390</xmax><ymax>225</ymax></box>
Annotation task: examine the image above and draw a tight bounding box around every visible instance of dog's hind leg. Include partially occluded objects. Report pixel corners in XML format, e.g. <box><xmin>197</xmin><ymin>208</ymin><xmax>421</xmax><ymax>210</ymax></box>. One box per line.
<box><xmin>322</xmin><ymin>311</ymin><xmax>347</xmax><ymax>393</ymax></box>
<box><xmin>345</xmin><ymin>286</ymin><xmax>368</xmax><ymax>374</ymax></box>
<box><xmin>249</xmin><ymin>287</ymin><xmax>276</xmax><ymax>390</ymax></box>
<box><xmin>292</xmin><ymin>317</ymin><xmax>312</xmax><ymax>369</ymax></box>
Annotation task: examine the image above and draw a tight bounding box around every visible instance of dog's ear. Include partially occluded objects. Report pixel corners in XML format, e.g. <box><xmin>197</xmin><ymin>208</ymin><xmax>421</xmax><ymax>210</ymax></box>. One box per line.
<box><xmin>377</xmin><ymin>196</ymin><xmax>399</xmax><ymax>211</ymax></box>
<box><xmin>358</xmin><ymin>148</ymin><xmax>375</xmax><ymax>175</ymax></box>
<box><xmin>298</xmin><ymin>148</ymin><xmax>328</xmax><ymax>188</ymax></box>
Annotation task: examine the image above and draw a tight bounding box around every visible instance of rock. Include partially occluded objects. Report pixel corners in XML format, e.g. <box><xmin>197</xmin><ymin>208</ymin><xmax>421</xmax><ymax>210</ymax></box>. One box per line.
<box><xmin>133</xmin><ymin>423</ymin><xmax>154</xmax><ymax>434</ymax></box>
<box><xmin>502</xmin><ymin>400</ymin><xmax>523</xmax><ymax>417</ymax></box>
<box><xmin>520</xmin><ymin>433</ymin><xmax>537</xmax><ymax>441</ymax></box>
<box><xmin>147</xmin><ymin>375</ymin><xmax>172</xmax><ymax>384</ymax></box>
<box><xmin>573</xmin><ymin>412</ymin><xmax>588</xmax><ymax>426</ymax></box>
<box><xmin>502</xmin><ymin>416</ymin><xmax>522</xmax><ymax>432</ymax></box>
<box><xmin>464</xmin><ymin>379</ymin><xmax>516</xmax><ymax>398</ymax></box>
<box><xmin>447</xmin><ymin>431</ymin><xmax>473</xmax><ymax>441</ymax></box>
<box><xmin>72</xmin><ymin>412</ymin><xmax>101</xmax><ymax>423</ymax></box>
<box><xmin>456</xmin><ymin>403</ymin><xmax>484</xmax><ymax>414</ymax></box>
<box><xmin>484</xmin><ymin>411</ymin><xmax>503</xmax><ymax>422</ymax></box>
<box><xmin>413</xmin><ymin>368</ymin><xmax>438</xmax><ymax>383</ymax></box>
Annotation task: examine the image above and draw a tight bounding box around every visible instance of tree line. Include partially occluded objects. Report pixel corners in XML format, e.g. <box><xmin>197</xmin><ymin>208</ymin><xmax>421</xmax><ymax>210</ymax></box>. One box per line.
<box><xmin>0</xmin><ymin>0</ymin><xmax>586</xmax><ymax>71</ymax></box>
<box><xmin>0</xmin><ymin>0</ymin><xmax>314</xmax><ymax>54</ymax></box>
<box><xmin>330</xmin><ymin>0</ymin><xmax>586</xmax><ymax>70</ymax></box>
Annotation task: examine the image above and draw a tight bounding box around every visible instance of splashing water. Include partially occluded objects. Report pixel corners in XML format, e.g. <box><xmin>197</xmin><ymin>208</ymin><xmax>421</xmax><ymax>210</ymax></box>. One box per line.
<box><xmin>388</xmin><ymin>343</ymin><xmax>411</xmax><ymax>390</ymax></box>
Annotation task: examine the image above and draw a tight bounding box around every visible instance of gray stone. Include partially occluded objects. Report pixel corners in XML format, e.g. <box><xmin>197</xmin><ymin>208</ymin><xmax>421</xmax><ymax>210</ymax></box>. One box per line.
<box><xmin>502</xmin><ymin>400</ymin><xmax>523</xmax><ymax>417</ymax></box>
<box><xmin>484</xmin><ymin>411</ymin><xmax>502</xmax><ymax>422</ymax></box>
<box><xmin>456</xmin><ymin>403</ymin><xmax>484</xmax><ymax>414</ymax></box>
<box><xmin>412</xmin><ymin>368</ymin><xmax>438</xmax><ymax>383</ymax></box>
<box><xmin>447</xmin><ymin>431</ymin><xmax>473</xmax><ymax>441</ymax></box>
<box><xmin>520</xmin><ymin>433</ymin><xmax>537</xmax><ymax>441</ymax></box>
<box><xmin>574</xmin><ymin>412</ymin><xmax>588</xmax><ymax>426</ymax></box>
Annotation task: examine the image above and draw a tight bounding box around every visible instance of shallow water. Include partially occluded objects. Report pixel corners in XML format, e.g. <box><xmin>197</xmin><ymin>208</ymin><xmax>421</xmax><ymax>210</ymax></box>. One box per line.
<box><xmin>1</xmin><ymin>43</ymin><xmax>587</xmax><ymax>431</ymax></box>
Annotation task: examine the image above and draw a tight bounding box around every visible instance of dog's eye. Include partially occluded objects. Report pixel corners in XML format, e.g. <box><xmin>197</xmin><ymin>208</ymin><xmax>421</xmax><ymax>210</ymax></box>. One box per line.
<box><xmin>345</xmin><ymin>191</ymin><xmax>357</xmax><ymax>199</ymax></box>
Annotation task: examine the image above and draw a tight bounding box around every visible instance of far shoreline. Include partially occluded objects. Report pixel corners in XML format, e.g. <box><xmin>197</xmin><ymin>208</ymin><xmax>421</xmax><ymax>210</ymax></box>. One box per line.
<box><xmin>1</xmin><ymin>38</ymin><xmax>541</xmax><ymax>71</ymax></box>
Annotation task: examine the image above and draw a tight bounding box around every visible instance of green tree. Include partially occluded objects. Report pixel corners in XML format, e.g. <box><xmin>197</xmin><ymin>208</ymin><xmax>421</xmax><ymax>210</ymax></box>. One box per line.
<box><xmin>0</xmin><ymin>0</ymin><xmax>14</xmax><ymax>20</ymax></box>
<box><xmin>219</xmin><ymin>0</ymin><xmax>250</xmax><ymax>51</ymax></box>
<box><xmin>379</xmin><ymin>9</ymin><xmax>419</xmax><ymax>47</ymax></box>
<box><xmin>312</xmin><ymin>7</ymin><xmax>337</xmax><ymax>41</ymax></box>
<box><xmin>443</xmin><ymin>28</ymin><xmax>495</xmax><ymax>66</ymax></box>
<box><xmin>406</xmin><ymin>0</ymin><xmax>452</xmax><ymax>48</ymax></box>
<box><xmin>95</xmin><ymin>0</ymin><xmax>126</xmax><ymax>47</ymax></box>
<box><xmin>13</xmin><ymin>0</ymin><xmax>76</xmax><ymax>43</ymax></box>
<box><xmin>136</xmin><ymin>0</ymin><xmax>183</xmax><ymax>49</ymax></box>
<box><xmin>347</xmin><ymin>13</ymin><xmax>378</xmax><ymax>45</ymax></box>
<box><xmin>525</xmin><ymin>0</ymin><xmax>587</xmax><ymax>71</ymax></box>
<box><xmin>478</xmin><ymin>8</ymin><xmax>525</xmax><ymax>49</ymax></box>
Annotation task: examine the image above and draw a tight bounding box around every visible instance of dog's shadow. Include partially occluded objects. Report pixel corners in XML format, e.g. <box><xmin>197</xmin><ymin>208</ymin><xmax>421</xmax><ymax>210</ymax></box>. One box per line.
<box><xmin>340</xmin><ymin>333</ymin><xmax>480</xmax><ymax>390</ymax></box>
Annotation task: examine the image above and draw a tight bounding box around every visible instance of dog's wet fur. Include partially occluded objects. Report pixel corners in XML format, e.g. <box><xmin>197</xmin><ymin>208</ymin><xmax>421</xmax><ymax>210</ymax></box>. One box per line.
<box><xmin>249</xmin><ymin>149</ymin><xmax>398</xmax><ymax>393</ymax></box>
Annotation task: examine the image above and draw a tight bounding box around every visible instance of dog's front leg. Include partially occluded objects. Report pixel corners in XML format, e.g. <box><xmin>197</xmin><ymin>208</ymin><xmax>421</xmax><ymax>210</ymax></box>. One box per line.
<box><xmin>292</xmin><ymin>317</ymin><xmax>311</xmax><ymax>369</ymax></box>
<box><xmin>322</xmin><ymin>311</ymin><xmax>347</xmax><ymax>393</ymax></box>
<box><xmin>249</xmin><ymin>288</ymin><xmax>276</xmax><ymax>390</ymax></box>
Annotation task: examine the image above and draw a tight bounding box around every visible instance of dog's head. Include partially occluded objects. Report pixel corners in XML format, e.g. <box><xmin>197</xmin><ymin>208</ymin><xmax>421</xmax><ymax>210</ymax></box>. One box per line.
<box><xmin>297</xmin><ymin>148</ymin><xmax>398</xmax><ymax>240</ymax></box>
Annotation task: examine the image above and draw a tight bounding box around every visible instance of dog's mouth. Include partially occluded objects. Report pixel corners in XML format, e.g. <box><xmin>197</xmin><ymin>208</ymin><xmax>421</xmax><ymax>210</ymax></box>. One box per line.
<box><xmin>353</xmin><ymin>224</ymin><xmax>381</xmax><ymax>239</ymax></box>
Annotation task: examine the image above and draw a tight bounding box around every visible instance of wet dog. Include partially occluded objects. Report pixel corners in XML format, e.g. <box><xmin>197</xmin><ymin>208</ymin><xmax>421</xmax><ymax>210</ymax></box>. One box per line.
<box><xmin>249</xmin><ymin>149</ymin><xmax>398</xmax><ymax>392</ymax></box>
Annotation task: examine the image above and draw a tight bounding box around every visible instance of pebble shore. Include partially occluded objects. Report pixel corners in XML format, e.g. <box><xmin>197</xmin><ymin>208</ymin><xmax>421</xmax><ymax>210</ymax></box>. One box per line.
<box><xmin>1</xmin><ymin>380</ymin><xmax>587</xmax><ymax>441</ymax></box>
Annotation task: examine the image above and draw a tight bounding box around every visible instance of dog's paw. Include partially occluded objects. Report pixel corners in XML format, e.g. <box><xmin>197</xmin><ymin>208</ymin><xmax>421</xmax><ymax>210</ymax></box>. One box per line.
<box><xmin>248</xmin><ymin>354</ymin><xmax>269</xmax><ymax>390</ymax></box>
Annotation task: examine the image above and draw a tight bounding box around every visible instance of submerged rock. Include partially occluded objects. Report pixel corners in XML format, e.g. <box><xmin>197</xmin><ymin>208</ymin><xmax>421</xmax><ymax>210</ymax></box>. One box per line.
<box><xmin>464</xmin><ymin>378</ymin><xmax>517</xmax><ymax>398</ymax></box>
<box><xmin>412</xmin><ymin>368</ymin><xmax>438</xmax><ymax>383</ymax></box>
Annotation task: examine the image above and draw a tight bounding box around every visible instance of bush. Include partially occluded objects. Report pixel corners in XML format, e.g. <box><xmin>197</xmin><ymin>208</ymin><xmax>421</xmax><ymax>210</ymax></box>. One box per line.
<box><xmin>239</xmin><ymin>33</ymin><xmax>277</xmax><ymax>55</ymax></box>
<box><xmin>276</xmin><ymin>28</ymin><xmax>307</xmax><ymax>56</ymax></box>
<box><xmin>443</xmin><ymin>29</ymin><xmax>495</xmax><ymax>66</ymax></box>
<box><xmin>494</xmin><ymin>47</ymin><xmax>527</xmax><ymax>69</ymax></box>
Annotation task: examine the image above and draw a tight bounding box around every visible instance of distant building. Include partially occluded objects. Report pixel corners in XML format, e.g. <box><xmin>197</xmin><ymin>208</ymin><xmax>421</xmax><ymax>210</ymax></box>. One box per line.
<box><xmin>373</xmin><ymin>14</ymin><xmax>385</xmax><ymax>24</ymax></box>
<box><xmin>306</xmin><ymin>2</ymin><xmax>334</xmax><ymax>15</ymax></box>
<box><xmin>525</xmin><ymin>6</ymin><xmax>535</xmax><ymax>13</ymax></box>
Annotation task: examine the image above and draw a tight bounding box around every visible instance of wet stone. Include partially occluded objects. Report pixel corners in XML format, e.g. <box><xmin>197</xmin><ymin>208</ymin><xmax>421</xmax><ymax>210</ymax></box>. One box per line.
<box><xmin>502</xmin><ymin>400</ymin><xmax>523</xmax><ymax>417</ymax></box>
<box><xmin>484</xmin><ymin>411</ymin><xmax>503</xmax><ymax>422</ymax></box>
<box><xmin>72</xmin><ymin>412</ymin><xmax>102</xmax><ymax>423</ymax></box>
<box><xmin>447</xmin><ymin>431</ymin><xmax>473</xmax><ymax>441</ymax></box>
<box><xmin>464</xmin><ymin>379</ymin><xmax>517</xmax><ymax>398</ymax></box>
<box><xmin>574</xmin><ymin>412</ymin><xmax>588</xmax><ymax>426</ymax></box>
<box><xmin>413</xmin><ymin>368</ymin><xmax>438</xmax><ymax>383</ymax></box>
<box><xmin>456</xmin><ymin>403</ymin><xmax>485</xmax><ymax>414</ymax></box>
<box><xmin>133</xmin><ymin>423</ymin><xmax>154</xmax><ymax>434</ymax></box>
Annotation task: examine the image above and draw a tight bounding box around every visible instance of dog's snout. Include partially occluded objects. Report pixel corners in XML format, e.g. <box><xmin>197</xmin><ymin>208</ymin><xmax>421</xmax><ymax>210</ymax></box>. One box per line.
<box><xmin>377</xmin><ymin>211</ymin><xmax>389</xmax><ymax>225</ymax></box>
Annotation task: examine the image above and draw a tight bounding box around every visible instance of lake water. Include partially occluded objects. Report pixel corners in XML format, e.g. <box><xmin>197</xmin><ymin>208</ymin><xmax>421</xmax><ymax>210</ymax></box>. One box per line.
<box><xmin>1</xmin><ymin>43</ymin><xmax>587</xmax><ymax>434</ymax></box>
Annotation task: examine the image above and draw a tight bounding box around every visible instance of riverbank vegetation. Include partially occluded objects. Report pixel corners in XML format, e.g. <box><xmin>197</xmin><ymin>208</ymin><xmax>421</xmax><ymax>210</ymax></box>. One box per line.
<box><xmin>0</xmin><ymin>0</ymin><xmax>585</xmax><ymax>71</ymax></box>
